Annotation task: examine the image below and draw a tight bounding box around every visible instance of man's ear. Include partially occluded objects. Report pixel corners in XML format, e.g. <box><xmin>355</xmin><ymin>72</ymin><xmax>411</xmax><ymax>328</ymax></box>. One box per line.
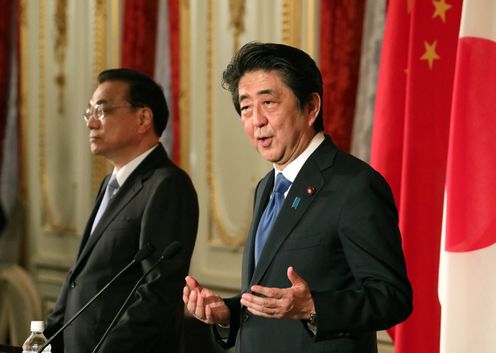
<box><xmin>137</xmin><ymin>107</ymin><xmax>153</xmax><ymax>133</ymax></box>
<box><xmin>306</xmin><ymin>92</ymin><xmax>321</xmax><ymax>127</ymax></box>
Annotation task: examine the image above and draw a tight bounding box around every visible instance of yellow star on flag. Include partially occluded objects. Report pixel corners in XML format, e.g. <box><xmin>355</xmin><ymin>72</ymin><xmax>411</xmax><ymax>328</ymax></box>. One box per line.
<box><xmin>433</xmin><ymin>0</ymin><xmax>452</xmax><ymax>23</ymax></box>
<box><xmin>421</xmin><ymin>40</ymin><xmax>440</xmax><ymax>70</ymax></box>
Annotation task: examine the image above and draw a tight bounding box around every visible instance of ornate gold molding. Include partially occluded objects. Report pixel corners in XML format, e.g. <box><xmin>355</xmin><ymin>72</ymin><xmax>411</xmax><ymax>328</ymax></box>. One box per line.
<box><xmin>180</xmin><ymin>0</ymin><xmax>191</xmax><ymax>173</ymax></box>
<box><xmin>282</xmin><ymin>0</ymin><xmax>301</xmax><ymax>47</ymax></box>
<box><xmin>305</xmin><ymin>0</ymin><xmax>317</xmax><ymax>58</ymax></box>
<box><xmin>110</xmin><ymin>0</ymin><xmax>121</xmax><ymax>68</ymax></box>
<box><xmin>53</xmin><ymin>0</ymin><xmax>67</xmax><ymax>113</ymax></box>
<box><xmin>228</xmin><ymin>0</ymin><xmax>245</xmax><ymax>53</ymax></box>
<box><xmin>38</xmin><ymin>0</ymin><xmax>75</xmax><ymax>235</ymax></box>
<box><xmin>92</xmin><ymin>0</ymin><xmax>111</xmax><ymax>194</ymax></box>
<box><xmin>19</xmin><ymin>0</ymin><xmax>29</xmax><ymax>256</ymax></box>
<box><xmin>207</xmin><ymin>0</ymin><xmax>249</xmax><ymax>248</ymax></box>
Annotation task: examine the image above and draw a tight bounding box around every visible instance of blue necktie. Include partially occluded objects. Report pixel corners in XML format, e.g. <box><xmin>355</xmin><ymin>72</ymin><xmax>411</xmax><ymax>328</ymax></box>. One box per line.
<box><xmin>254</xmin><ymin>173</ymin><xmax>292</xmax><ymax>265</ymax></box>
<box><xmin>91</xmin><ymin>175</ymin><xmax>119</xmax><ymax>234</ymax></box>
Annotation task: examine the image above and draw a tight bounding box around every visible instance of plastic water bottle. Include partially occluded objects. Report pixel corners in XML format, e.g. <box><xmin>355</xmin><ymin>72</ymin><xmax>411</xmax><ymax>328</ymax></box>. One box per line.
<box><xmin>22</xmin><ymin>321</ymin><xmax>51</xmax><ymax>353</ymax></box>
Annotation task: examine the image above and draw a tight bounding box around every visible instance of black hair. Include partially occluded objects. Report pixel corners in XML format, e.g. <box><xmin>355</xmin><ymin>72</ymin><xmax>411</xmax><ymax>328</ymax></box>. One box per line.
<box><xmin>222</xmin><ymin>42</ymin><xmax>324</xmax><ymax>132</ymax></box>
<box><xmin>97</xmin><ymin>68</ymin><xmax>168</xmax><ymax>136</ymax></box>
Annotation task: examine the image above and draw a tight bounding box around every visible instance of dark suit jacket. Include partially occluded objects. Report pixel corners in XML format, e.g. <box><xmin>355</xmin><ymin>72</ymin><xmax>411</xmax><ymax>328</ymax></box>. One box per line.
<box><xmin>45</xmin><ymin>144</ymin><xmax>199</xmax><ymax>353</ymax></box>
<box><xmin>217</xmin><ymin>136</ymin><xmax>412</xmax><ymax>353</ymax></box>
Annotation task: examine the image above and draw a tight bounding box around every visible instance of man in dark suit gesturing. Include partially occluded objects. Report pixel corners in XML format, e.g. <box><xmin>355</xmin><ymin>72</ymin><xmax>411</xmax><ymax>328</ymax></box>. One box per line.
<box><xmin>183</xmin><ymin>42</ymin><xmax>412</xmax><ymax>353</ymax></box>
<box><xmin>45</xmin><ymin>69</ymin><xmax>199</xmax><ymax>353</ymax></box>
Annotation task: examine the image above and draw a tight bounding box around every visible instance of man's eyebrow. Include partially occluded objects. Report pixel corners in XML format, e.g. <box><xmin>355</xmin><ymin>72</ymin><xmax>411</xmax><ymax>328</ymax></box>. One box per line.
<box><xmin>239</xmin><ymin>89</ymin><xmax>275</xmax><ymax>103</ymax></box>
<box><xmin>257</xmin><ymin>89</ymin><xmax>274</xmax><ymax>95</ymax></box>
<box><xmin>88</xmin><ymin>99</ymin><xmax>108</xmax><ymax>107</ymax></box>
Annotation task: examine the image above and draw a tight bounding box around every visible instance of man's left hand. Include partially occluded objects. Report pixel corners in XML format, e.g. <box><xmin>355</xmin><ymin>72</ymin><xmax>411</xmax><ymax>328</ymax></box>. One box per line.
<box><xmin>240</xmin><ymin>266</ymin><xmax>315</xmax><ymax>320</ymax></box>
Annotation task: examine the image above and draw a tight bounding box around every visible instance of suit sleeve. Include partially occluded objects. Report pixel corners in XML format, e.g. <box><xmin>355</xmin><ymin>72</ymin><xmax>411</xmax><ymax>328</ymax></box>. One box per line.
<box><xmin>98</xmin><ymin>170</ymin><xmax>199</xmax><ymax>353</ymax></box>
<box><xmin>211</xmin><ymin>295</ymin><xmax>241</xmax><ymax>349</ymax></box>
<box><xmin>44</xmin><ymin>273</ymin><xmax>71</xmax><ymax>353</ymax></box>
<box><xmin>312</xmin><ymin>168</ymin><xmax>412</xmax><ymax>340</ymax></box>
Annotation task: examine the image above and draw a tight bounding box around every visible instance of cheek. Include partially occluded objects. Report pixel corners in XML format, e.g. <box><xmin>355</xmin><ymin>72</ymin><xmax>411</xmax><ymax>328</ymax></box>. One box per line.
<box><xmin>242</xmin><ymin>120</ymin><xmax>255</xmax><ymax>139</ymax></box>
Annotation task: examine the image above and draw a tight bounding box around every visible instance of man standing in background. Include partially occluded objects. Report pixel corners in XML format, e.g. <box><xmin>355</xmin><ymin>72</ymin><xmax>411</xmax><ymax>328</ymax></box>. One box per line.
<box><xmin>45</xmin><ymin>68</ymin><xmax>199</xmax><ymax>353</ymax></box>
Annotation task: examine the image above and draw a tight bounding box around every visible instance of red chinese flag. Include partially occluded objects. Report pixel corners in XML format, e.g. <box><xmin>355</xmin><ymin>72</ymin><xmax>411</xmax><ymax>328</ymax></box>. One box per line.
<box><xmin>371</xmin><ymin>1</ymin><xmax>462</xmax><ymax>352</ymax></box>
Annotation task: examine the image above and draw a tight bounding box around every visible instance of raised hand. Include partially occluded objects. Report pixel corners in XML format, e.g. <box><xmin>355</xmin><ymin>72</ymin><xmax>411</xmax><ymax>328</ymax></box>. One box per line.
<box><xmin>240</xmin><ymin>267</ymin><xmax>315</xmax><ymax>320</ymax></box>
<box><xmin>183</xmin><ymin>275</ymin><xmax>231</xmax><ymax>325</ymax></box>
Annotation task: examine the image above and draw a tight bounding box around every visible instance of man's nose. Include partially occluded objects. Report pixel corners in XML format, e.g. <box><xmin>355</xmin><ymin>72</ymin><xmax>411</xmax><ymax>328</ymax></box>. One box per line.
<box><xmin>252</xmin><ymin>105</ymin><xmax>267</xmax><ymax>127</ymax></box>
<box><xmin>86</xmin><ymin>115</ymin><xmax>100</xmax><ymax>129</ymax></box>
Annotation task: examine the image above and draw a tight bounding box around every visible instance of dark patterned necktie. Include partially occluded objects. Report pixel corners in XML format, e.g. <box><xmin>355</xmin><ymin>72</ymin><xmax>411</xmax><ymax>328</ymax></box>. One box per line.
<box><xmin>254</xmin><ymin>173</ymin><xmax>292</xmax><ymax>265</ymax></box>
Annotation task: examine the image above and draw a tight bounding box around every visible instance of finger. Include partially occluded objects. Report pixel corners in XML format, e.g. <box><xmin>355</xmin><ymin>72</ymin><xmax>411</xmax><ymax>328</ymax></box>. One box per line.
<box><xmin>287</xmin><ymin>266</ymin><xmax>307</xmax><ymax>288</ymax></box>
<box><xmin>245</xmin><ymin>291</ymin><xmax>283</xmax><ymax>308</ymax></box>
<box><xmin>194</xmin><ymin>291</ymin><xmax>206</xmax><ymax>318</ymax></box>
<box><xmin>182</xmin><ymin>285</ymin><xmax>191</xmax><ymax>304</ymax></box>
<box><xmin>241</xmin><ymin>293</ymin><xmax>277</xmax><ymax>312</ymax></box>
<box><xmin>242</xmin><ymin>293</ymin><xmax>295</xmax><ymax>320</ymax></box>
<box><xmin>186</xmin><ymin>288</ymin><xmax>199</xmax><ymax>315</ymax></box>
<box><xmin>243</xmin><ymin>301</ymin><xmax>281</xmax><ymax>318</ymax></box>
<box><xmin>287</xmin><ymin>266</ymin><xmax>301</xmax><ymax>284</ymax></box>
<box><xmin>185</xmin><ymin>275</ymin><xmax>202</xmax><ymax>291</ymax></box>
<box><xmin>250</xmin><ymin>285</ymin><xmax>283</xmax><ymax>299</ymax></box>
<box><xmin>204</xmin><ymin>303</ymin><xmax>213</xmax><ymax>323</ymax></box>
<box><xmin>242</xmin><ymin>298</ymin><xmax>268</xmax><ymax>314</ymax></box>
<box><xmin>245</xmin><ymin>305</ymin><xmax>270</xmax><ymax>317</ymax></box>
<box><xmin>242</xmin><ymin>292</ymin><xmax>266</xmax><ymax>305</ymax></box>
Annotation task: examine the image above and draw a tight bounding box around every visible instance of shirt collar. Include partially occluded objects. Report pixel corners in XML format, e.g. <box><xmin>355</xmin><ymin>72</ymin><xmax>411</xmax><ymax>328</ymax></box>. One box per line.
<box><xmin>273</xmin><ymin>132</ymin><xmax>325</xmax><ymax>183</ymax></box>
<box><xmin>112</xmin><ymin>144</ymin><xmax>159</xmax><ymax>186</ymax></box>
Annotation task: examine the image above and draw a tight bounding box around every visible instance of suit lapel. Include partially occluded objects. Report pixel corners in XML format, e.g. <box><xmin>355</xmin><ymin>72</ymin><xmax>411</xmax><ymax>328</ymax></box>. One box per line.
<box><xmin>76</xmin><ymin>178</ymin><xmax>108</xmax><ymax>260</ymax></box>
<box><xmin>75</xmin><ymin>179</ymin><xmax>144</xmax><ymax>266</ymax></box>
<box><xmin>248</xmin><ymin>137</ymin><xmax>338</xmax><ymax>286</ymax></box>
<box><xmin>249</xmin><ymin>166</ymin><xmax>324</xmax><ymax>286</ymax></box>
<box><xmin>71</xmin><ymin>145</ymin><xmax>169</xmax><ymax>278</ymax></box>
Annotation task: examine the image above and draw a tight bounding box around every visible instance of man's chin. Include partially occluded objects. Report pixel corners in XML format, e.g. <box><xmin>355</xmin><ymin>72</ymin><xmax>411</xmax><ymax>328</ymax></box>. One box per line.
<box><xmin>258</xmin><ymin>151</ymin><xmax>280</xmax><ymax>164</ymax></box>
<box><xmin>90</xmin><ymin>146</ymin><xmax>103</xmax><ymax>156</ymax></box>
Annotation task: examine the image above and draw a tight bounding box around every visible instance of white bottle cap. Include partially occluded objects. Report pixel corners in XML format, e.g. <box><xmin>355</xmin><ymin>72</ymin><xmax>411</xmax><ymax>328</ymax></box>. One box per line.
<box><xmin>31</xmin><ymin>321</ymin><xmax>45</xmax><ymax>332</ymax></box>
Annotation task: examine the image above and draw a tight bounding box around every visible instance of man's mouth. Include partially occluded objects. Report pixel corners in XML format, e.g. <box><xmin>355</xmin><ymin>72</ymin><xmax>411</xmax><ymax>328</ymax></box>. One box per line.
<box><xmin>257</xmin><ymin>136</ymin><xmax>272</xmax><ymax>147</ymax></box>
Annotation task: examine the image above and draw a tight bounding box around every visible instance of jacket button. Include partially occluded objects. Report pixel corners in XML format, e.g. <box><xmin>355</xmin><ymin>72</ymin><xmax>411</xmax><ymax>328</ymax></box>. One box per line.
<box><xmin>70</xmin><ymin>281</ymin><xmax>76</xmax><ymax>288</ymax></box>
<box><xmin>243</xmin><ymin>312</ymin><xmax>250</xmax><ymax>322</ymax></box>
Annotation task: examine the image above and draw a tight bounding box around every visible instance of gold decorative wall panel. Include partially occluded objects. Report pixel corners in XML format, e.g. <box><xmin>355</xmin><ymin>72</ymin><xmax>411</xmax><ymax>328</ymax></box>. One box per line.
<box><xmin>228</xmin><ymin>0</ymin><xmax>245</xmax><ymax>52</ymax></box>
<box><xmin>282</xmin><ymin>0</ymin><xmax>301</xmax><ymax>46</ymax></box>
<box><xmin>180</xmin><ymin>0</ymin><xmax>191</xmax><ymax>173</ymax></box>
<box><xmin>38</xmin><ymin>0</ymin><xmax>76</xmax><ymax>235</ymax></box>
<box><xmin>23</xmin><ymin>0</ymin><xmax>127</xmax><ymax>313</ymax></box>
<box><xmin>205</xmin><ymin>0</ymin><xmax>260</xmax><ymax>249</ymax></box>
<box><xmin>91</xmin><ymin>0</ymin><xmax>111</xmax><ymax>194</ymax></box>
<box><xmin>54</xmin><ymin>0</ymin><xmax>67</xmax><ymax>114</ymax></box>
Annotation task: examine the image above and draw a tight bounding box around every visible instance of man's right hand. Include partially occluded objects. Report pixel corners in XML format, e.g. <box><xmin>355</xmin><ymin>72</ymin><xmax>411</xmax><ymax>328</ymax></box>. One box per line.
<box><xmin>183</xmin><ymin>275</ymin><xmax>231</xmax><ymax>325</ymax></box>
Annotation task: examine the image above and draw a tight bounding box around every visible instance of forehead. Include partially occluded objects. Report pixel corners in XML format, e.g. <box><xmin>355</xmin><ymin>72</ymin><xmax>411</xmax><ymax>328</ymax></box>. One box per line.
<box><xmin>90</xmin><ymin>80</ymin><xmax>129</xmax><ymax>105</ymax></box>
<box><xmin>238</xmin><ymin>70</ymin><xmax>287</xmax><ymax>97</ymax></box>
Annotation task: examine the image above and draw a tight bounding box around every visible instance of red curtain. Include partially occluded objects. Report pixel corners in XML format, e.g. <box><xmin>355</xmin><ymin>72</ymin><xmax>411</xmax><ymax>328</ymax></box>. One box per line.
<box><xmin>0</xmin><ymin>0</ymin><xmax>20</xmax><ymax>239</ymax></box>
<box><xmin>122</xmin><ymin>0</ymin><xmax>181</xmax><ymax>165</ymax></box>
<box><xmin>0</xmin><ymin>0</ymin><xmax>14</xmax><ymax>153</ymax></box>
<box><xmin>121</xmin><ymin>0</ymin><xmax>159</xmax><ymax>77</ymax></box>
<box><xmin>319</xmin><ymin>0</ymin><xmax>365</xmax><ymax>152</ymax></box>
<box><xmin>168</xmin><ymin>0</ymin><xmax>180</xmax><ymax>164</ymax></box>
